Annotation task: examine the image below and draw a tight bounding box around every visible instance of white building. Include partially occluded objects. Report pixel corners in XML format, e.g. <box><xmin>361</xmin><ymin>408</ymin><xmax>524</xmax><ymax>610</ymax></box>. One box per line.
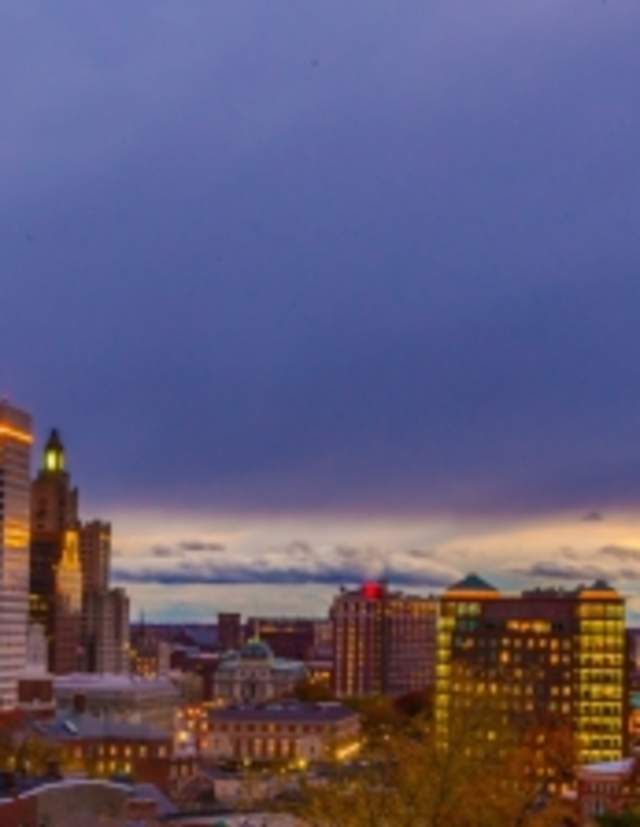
<box><xmin>214</xmin><ymin>638</ymin><xmax>306</xmax><ymax>705</ymax></box>
<box><xmin>54</xmin><ymin>672</ymin><xmax>180</xmax><ymax>732</ymax></box>
<box><xmin>0</xmin><ymin>401</ymin><xmax>33</xmax><ymax>709</ymax></box>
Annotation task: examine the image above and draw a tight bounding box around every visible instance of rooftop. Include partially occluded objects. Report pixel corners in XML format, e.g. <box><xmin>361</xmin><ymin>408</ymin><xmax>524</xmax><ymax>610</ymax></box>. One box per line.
<box><xmin>448</xmin><ymin>573</ymin><xmax>498</xmax><ymax>593</ymax></box>
<box><xmin>210</xmin><ymin>702</ymin><xmax>356</xmax><ymax>724</ymax></box>
<box><xmin>54</xmin><ymin>673</ymin><xmax>178</xmax><ymax>695</ymax></box>
<box><xmin>29</xmin><ymin>713</ymin><xmax>170</xmax><ymax>741</ymax></box>
<box><xmin>580</xmin><ymin>758</ymin><xmax>635</xmax><ymax>776</ymax></box>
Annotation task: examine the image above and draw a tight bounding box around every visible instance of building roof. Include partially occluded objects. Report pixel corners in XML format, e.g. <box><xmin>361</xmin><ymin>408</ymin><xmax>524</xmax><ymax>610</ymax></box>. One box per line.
<box><xmin>29</xmin><ymin>713</ymin><xmax>169</xmax><ymax>741</ymax></box>
<box><xmin>45</xmin><ymin>428</ymin><xmax>64</xmax><ymax>452</ymax></box>
<box><xmin>448</xmin><ymin>573</ymin><xmax>498</xmax><ymax>593</ymax></box>
<box><xmin>54</xmin><ymin>673</ymin><xmax>178</xmax><ymax>697</ymax></box>
<box><xmin>130</xmin><ymin>782</ymin><xmax>177</xmax><ymax>816</ymax></box>
<box><xmin>240</xmin><ymin>638</ymin><xmax>274</xmax><ymax>661</ymax></box>
<box><xmin>210</xmin><ymin>702</ymin><xmax>356</xmax><ymax>725</ymax></box>
<box><xmin>580</xmin><ymin>757</ymin><xmax>635</xmax><ymax>776</ymax></box>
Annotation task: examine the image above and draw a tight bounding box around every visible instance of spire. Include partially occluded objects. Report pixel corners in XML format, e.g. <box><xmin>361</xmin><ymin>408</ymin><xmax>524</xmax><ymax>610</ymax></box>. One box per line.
<box><xmin>43</xmin><ymin>428</ymin><xmax>65</xmax><ymax>473</ymax></box>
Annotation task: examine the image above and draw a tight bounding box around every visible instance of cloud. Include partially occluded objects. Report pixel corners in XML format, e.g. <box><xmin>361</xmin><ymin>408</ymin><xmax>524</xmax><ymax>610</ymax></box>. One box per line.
<box><xmin>512</xmin><ymin>561</ymin><xmax>611</xmax><ymax>581</ymax></box>
<box><xmin>582</xmin><ymin>512</ymin><xmax>604</xmax><ymax>522</ymax></box>
<box><xmin>179</xmin><ymin>540</ymin><xmax>227</xmax><ymax>553</ymax></box>
<box><xmin>514</xmin><ymin>558</ymin><xmax>640</xmax><ymax>584</ymax></box>
<box><xmin>151</xmin><ymin>545</ymin><xmax>178</xmax><ymax>558</ymax></box>
<box><xmin>269</xmin><ymin>540</ymin><xmax>316</xmax><ymax>560</ymax></box>
<box><xmin>112</xmin><ymin>558</ymin><xmax>456</xmax><ymax>589</ymax></box>
<box><xmin>600</xmin><ymin>544</ymin><xmax>640</xmax><ymax>562</ymax></box>
<box><xmin>406</xmin><ymin>548</ymin><xmax>436</xmax><ymax>560</ymax></box>
<box><xmin>6</xmin><ymin>0</ymin><xmax>640</xmax><ymax>521</ymax></box>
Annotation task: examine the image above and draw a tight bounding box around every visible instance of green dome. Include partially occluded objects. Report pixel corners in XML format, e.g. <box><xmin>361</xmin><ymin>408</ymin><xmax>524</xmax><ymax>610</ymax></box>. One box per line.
<box><xmin>240</xmin><ymin>638</ymin><xmax>273</xmax><ymax>660</ymax></box>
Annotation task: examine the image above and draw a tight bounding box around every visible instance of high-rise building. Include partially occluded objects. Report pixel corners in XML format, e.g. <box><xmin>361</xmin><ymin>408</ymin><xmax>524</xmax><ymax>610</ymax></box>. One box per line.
<box><xmin>80</xmin><ymin>520</ymin><xmax>111</xmax><ymax>595</ymax></box>
<box><xmin>84</xmin><ymin>587</ymin><xmax>130</xmax><ymax>674</ymax></box>
<box><xmin>245</xmin><ymin>617</ymin><xmax>316</xmax><ymax>660</ymax></box>
<box><xmin>53</xmin><ymin>529</ymin><xmax>83</xmax><ymax>673</ymax></box>
<box><xmin>0</xmin><ymin>401</ymin><xmax>33</xmax><ymax>709</ymax></box>
<box><xmin>435</xmin><ymin>574</ymin><xmax>627</xmax><ymax>765</ymax></box>
<box><xmin>217</xmin><ymin>612</ymin><xmax>243</xmax><ymax>652</ymax></box>
<box><xmin>80</xmin><ymin>519</ymin><xmax>128</xmax><ymax>674</ymax></box>
<box><xmin>331</xmin><ymin>582</ymin><xmax>438</xmax><ymax>698</ymax></box>
<box><xmin>29</xmin><ymin>429</ymin><xmax>82</xmax><ymax>673</ymax></box>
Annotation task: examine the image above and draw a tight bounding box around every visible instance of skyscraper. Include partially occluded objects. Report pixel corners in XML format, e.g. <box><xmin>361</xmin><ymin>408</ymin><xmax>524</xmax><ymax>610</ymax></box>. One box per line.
<box><xmin>79</xmin><ymin>519</ymin><xmax>130</xmax><ymax>674</ymax></box>
<box><xmin>435</xmin><ymin>574</ymin><xmax>627</xmax><ymax>765</ymax></box>
<box><xmin>84</xmin><ymin>587</ymin><xmax>130</xmax><ymax>673</ymax></box>
<box><xmin>80</xmin><ymin>520</ymin><xmax>111</xmax><ymax>595</ymax></box>
<box><xmin>331</xmin><ymin>582</ymin><xmax>438</xmax><ymax>698</ymax></box>
<box><xmin>0</xmin><ymin>400</ymin><xmax>33</xmax><ymax>709</ymax></box>
<box><xmin>30</xmin><ymin>429</ymin><xmax>82</xmax><ymax>673</ymax></box>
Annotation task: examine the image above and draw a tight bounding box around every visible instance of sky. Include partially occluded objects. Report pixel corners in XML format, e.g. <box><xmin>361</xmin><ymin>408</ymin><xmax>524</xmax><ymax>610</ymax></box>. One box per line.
<box><xmin>3</xmin><ymin>0</ymin><xmax>640</xmax><ymax>620</ymax></box>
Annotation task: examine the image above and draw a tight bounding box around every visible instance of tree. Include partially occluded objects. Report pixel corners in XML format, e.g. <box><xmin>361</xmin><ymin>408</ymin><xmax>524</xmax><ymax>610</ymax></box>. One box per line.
<box><xmin>598</xmin><ymin>814</ymin><xmax>640</xmax><ymax>827</ymax></box>
<box><xmin>294</xmin><ymin>677</ymin><xmax>334</xmax><ymax>704</ymax></box>
<box><xmin>288</xmin><ymin>701</ymin><xmax>575</xmax><ymax>827</ymax></box>
<box><xmin>14</xmin><ymin>735</ymin><xmax>60</xmax><ymax>776</ymax></box>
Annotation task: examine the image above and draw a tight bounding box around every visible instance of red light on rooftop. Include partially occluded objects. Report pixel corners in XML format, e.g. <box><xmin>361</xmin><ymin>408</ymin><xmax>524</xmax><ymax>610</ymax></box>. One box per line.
<box><xmin>362</xmin><ymin>581</ymin><xmax>383</xmax><ymax>600</ymax></box>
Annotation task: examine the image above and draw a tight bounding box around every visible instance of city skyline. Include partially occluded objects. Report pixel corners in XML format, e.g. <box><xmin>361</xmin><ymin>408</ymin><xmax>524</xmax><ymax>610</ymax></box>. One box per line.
<box><xmin>4</xmin><ymin>1</ymin><xmax>640</xmax><ymax>621</ymax></box>
<box><xmin>13</xmin><ymin>412</ymin><xmax>640</xmax><ymax>623</ymax></box>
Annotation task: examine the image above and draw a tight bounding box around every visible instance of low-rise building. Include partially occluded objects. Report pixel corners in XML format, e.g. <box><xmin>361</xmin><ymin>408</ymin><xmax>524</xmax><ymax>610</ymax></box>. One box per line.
<box><xmin>0</xmin><ymin>778</ymin><xmax>175</xmax><ymax>827</ymax></box>
<box><xmin>28</xmin><ymin>713</ymin><xmax>197</xmax><ymax>792</ymax></box>
<box><xmin>54</xmin><ymin>673</ymin><xmax>180</xmax><ymax>731</ymax></box>
<box><xmin>576</xmin><ymin>756</ymin><xmax>640</xmax><ymax>825</ymax></box>
<box><xmin>204</xmin><ymin>701</ymin><xmax>360</xmax><ymax>765</ymax></box>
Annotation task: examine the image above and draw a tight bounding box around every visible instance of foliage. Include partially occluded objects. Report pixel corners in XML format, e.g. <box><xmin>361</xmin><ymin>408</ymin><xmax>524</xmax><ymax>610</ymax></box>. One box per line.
<box><xmin>288</xmin><ymin>702</ymin><xmax>575</xmax><ymax>827</ymax></box>
<box><xmin>393</xmin><ymin>687</ymin><xmax>434</xmax><ymax>719</ymax></box>
<box><xmin>597</xmin><ymin>813</ymin><xmax>640</xmax><ymax>827</ymax></box>
<box><xmin>14</xmin><ymin>734</ymin><xmax>61</xmax><ymax>775</ymax></box>
<box><xmin>294</xmin><ymin>677</ymin><xmax>335</xmax><ymax>703</ymax></box>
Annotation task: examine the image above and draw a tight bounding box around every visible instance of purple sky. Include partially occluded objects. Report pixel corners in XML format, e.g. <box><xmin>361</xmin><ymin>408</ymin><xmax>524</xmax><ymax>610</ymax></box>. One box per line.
<box><xmin>3</xmin><ymin>1</ymin><xmax>640</xmax><ymax>618</ymax></box>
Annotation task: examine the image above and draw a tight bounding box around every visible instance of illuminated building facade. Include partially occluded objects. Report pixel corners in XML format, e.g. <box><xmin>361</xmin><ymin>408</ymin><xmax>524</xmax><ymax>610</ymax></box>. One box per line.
<box><xmin>53</xmin><ymin>528</ymin><xmax>83</xmax><ymax>673</ymax></box>
<box><xmin>435</xmin><ymin>574</ymin><xmax>627</xmax><ymax>765</ymax></box>
<box><xmin>0</xmin><ymin>401</ymin><xmax>33</xmax><ymax>709</ymax></box>
<box><xmin>30</xmin><ymin>429</ymin><xmax>82</xmax><ymax>673</ymax></box>
<box><xmin>204</xmin><ymin>702</ymin><xmax>360</xmax><ymax>764</ymax></box>
<box><xmin>331</xmin><ymin>583</ymin><xmax>438</xmax><ymax>698</ymax></box>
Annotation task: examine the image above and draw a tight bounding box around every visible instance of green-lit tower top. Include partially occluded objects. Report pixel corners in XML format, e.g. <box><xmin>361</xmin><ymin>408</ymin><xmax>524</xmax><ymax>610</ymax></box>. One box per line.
<box><xmin>43</xmin><ymin>428</ymin><xmax>65</xmax><ymax>473</ymax></box>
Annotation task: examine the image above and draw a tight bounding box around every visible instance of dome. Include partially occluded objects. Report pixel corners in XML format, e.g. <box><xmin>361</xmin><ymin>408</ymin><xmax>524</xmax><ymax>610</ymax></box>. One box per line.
<box><xmin>240</xmin><ymin>638</ymin><xmax>273</xmax><ymax>661</ymax></box>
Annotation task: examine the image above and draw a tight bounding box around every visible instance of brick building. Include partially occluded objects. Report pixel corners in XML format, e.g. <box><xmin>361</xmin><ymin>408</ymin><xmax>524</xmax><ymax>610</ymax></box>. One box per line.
<box><xmin>331</xmin><ymin>582</ymin><xmax>437</xmax><ymax>697</ymax></box>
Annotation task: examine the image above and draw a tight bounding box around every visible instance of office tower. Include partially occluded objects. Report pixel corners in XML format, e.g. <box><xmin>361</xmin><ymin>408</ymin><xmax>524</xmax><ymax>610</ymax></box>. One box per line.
<box><xmin>245</xmin><ymin>617</ymin><xmax>316</xmax><ymax>660</ymax></box>
<box><xmin>331</xmin><ymin>582</ymin><xmax>438</xmax><ymax>698</ymax></box>
<box><xmin>84</xmin><ymin>587</ymin><xmax>130</xmax><ymax>673</ymax></box>
<box><xmin>80</xmin><ymin>520</ymin><xmax>111</xmax><ymax>594</ymax></box>
<box><xmin>218</xmin><ymin>612</ymin><xmax>244</xmax><ymax>651</ymax></box>
<box><xmin>53</xmin><ymin>528</ymin><xmax>83</xmax><ymax>673</ymax></box>
<box><xmin>80</xmin><ymin>520</ymin><xmax>128</xmax><ymax>674</ymax></box>
<box><xmin>30</xmin><ymin>429</ymin><xmax>82</xmax><ymax>673</ymax></box>
<box><xmin>435</xmin><ymin>574</ymin><xmax>627</xmax><ymax>765</ymax></box>
<box><xmin>0</xmin><ymin>401</ymin><xmax>33</xmax><ymax>709</ymax></box>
